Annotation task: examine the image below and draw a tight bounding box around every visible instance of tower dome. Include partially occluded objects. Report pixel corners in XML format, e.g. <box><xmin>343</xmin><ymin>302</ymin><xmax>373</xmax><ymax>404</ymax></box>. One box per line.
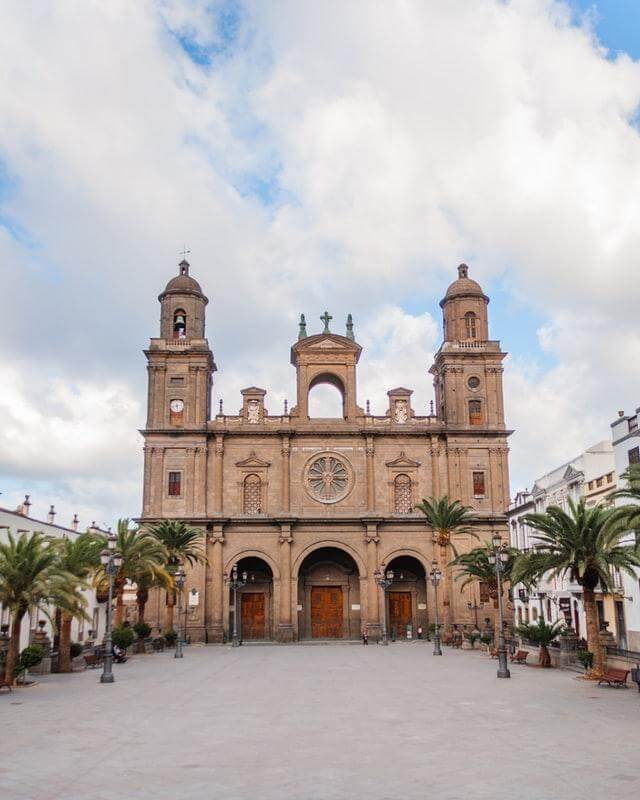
<box><xmin>440</xmin><ymin>264</ymin><xmax>489</xmax><ymax>342</ymax></box>
<box><xmin>441</xmin><ymin>263</ymin><xmax>488</xmax><ymax>304</ymax></box>
<box><xmin>158</xmin><ymin>259</ymin><xmax>208</xmax><ymax>340</ymax></box>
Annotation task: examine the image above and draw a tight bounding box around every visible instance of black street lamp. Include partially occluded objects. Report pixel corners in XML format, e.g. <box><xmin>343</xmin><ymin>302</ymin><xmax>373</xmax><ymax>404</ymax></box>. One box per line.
<box><xmin>99</xmin><ymin>533</ymin><xmax>123</xmax><ymax>684</ymax></box>
<box><xmin>374</xmin><ymin>566</ymin><xmax>394</xmax><ymax>645</ymax></box>
<box><xmin>225</xmin><ymin>564</ymin><xmax>247</xmax><ymax>647</ymax></box>
<box><xmin>429</xmin><ymin>560</ymin><xmax>443</xmax><ymax>656</ymax></box>
<box><xmin>488</xmin><ymin>533</ymin><xmax>510</xmax><ymax>679</ymax></box>
<box><xmin>174</xmin><ymin>566</ymin><xmax>186</xmax><ymax>659</ymax></box>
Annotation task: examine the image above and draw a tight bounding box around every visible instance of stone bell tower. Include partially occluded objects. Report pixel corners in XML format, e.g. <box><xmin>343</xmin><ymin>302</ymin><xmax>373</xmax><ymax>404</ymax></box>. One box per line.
<box><xmin>430</xmin><ymin>264</ymin><xmax>506</xmax><ymax>430</ymax></box>
<box><xmin>141</xmin><ymin>260</ymin><xmax>216</xmax><ymax>518</ymax></box>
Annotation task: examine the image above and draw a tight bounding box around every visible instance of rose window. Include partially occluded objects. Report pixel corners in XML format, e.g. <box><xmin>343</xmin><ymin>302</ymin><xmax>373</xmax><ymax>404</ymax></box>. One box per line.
<box><xmin>306</xmin><ymin>456</ymin><xmax>350</xmax><ymax>503</ymax></box>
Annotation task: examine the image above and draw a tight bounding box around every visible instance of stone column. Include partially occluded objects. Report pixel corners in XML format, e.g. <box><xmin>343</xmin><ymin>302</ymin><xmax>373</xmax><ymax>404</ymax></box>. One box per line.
<box><xmin>278</xmin><ymin>524</ymin><xmax>294</xmax><ymax>642</ymax></box>
<box><xmin>206</xmin><ymin>527</ymin><xmax>225</xmax><ymax>643</ymax></box>
<box><xmin>365</xmin><ymin>524</ymin><xmax>381</xmax><ymax>640</ymax></box>
<box><xmin>281</xmin><ymin>435</ymin><xmax>291</xmax><ymax>512</ymax></box>
<box><xmin>429</xmin><ymin>437</ymin><xmax>440</xmax><ymax>497</ymax></box>
<box><xmin>214</xmin><ymin>433</ymin><xmax>224</xmax><ymax>513</ymax></box>
<box><xmin>366</xmin><ymin>436</ymin><xmax>375</xmax><ymax>511</ymax></box>
<box><xmin>187</xmin><ymin>447</ymin><xmax>196</xmax><ymax>516</ymax></box>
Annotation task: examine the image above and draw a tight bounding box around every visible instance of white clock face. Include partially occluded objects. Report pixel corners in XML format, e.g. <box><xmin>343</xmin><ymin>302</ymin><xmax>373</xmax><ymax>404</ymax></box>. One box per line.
<box><xmin>170</xmin><ymin>399</ymin><xmax>184</xmax><ymax>413</ymax></box>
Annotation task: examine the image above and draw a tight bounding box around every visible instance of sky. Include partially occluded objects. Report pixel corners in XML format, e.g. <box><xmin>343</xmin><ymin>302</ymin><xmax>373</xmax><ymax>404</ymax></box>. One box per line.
<box><xmin>1</xmin><ymin>0</ymin><xmax>640</xmax><ymax>529</ymax></box>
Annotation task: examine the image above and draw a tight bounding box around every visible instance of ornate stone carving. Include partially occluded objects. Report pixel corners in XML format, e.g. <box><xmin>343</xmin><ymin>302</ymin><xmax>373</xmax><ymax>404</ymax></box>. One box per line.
<box><xmin>305</xmin><ymin>455</ymin><xmax>350</xmax><ymax>504</ymax></box>
<box><xmin>247</xmin><ymin>399</ymin><xmax>262</xmax><ymax>424</ymax></box>
<box><xmin>394</xmin><ymin>399</ymin><xmax>409</xmax><ymax>424</ymax></box>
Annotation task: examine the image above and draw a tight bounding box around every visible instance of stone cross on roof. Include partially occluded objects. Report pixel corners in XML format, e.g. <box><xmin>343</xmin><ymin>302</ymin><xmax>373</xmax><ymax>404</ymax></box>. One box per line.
<box><xmin>320</xmin><ymin>311</ymin><xmax>333</xmax><ymax>333</ymax></box>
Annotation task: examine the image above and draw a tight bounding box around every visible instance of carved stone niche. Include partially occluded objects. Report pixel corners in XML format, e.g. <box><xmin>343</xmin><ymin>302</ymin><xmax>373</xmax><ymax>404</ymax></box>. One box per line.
<box><xmin>385</xmin><ymin>452</ymin><xmax>421</xmax><ymax>514</ymax></box>
<box><xmin>236</xmin><ymin>451</ymin><xmax>271</xmax><ymax>515</ymax></box>
<box><xmin>386</xmin><ymin>387</ymin><xmax>414</xmax><ymax>424</ymax></box>
<box><xmin>239</xmin><ymin>387</ymin><xmax>267</xmax><ymax>424</ymax></box>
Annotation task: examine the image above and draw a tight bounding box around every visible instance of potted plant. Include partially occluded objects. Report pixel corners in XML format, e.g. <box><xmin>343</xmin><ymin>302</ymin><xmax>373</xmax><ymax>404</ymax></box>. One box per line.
<box><xmin>111</xmin><ymin>626</ymin><xmax>135</xmax><ymax>653</ymax></box>
<box><xmin>464</xmin><ymin>630</ymin><xmax>481</xmax><ymax>650</ymax></box>
<box><xmin>133</xmin><ymin>622</ymin><xmax>152</xmax><ymax>653</ymax></box>
<box><xmin>480</xmin><ymin>632</ymin><xmax>493</xmax><ymax>652</ymax></box>
<box><xmin>18</xmin><ymin>644</ymin><xmax>44</xmax><ymax>683</ymax></box>
<box><xmin>164</xmin><ymin>629</ymin><xmax>178</xmax><ymax>647</ymax></box>
<box><xmin>577</xmin><ymin>650</ymin><xmax>594</xmax><ymax>674</ymax></box>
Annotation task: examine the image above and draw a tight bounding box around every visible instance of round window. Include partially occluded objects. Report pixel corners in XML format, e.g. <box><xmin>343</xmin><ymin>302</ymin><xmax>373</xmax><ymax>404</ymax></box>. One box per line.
<box><xmin>305</xmin><ymin>454</ymin><xmax>351</xmax><ymax>504</ymax></box>
<box><xmin>467</xmin><ymin>376</ymin><xmax>481</xmax><ymax>391</ymax></box>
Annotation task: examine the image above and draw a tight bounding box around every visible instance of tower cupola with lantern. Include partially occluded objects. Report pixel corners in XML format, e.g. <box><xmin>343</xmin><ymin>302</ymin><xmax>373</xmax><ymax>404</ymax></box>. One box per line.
<box><xmin>430</xmin><ymin>264</ymin><xmax>506</xmax><ymax>430</ymax></box>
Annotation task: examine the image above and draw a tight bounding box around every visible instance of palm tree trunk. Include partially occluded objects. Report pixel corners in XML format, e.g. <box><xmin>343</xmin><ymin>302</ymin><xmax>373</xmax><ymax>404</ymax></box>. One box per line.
<box><xmin>165</xmin><ymin>591</ymin><xmax>176</xmax><ymax>631</ymax></box>
<box><xmin>539</xmin><ymin>644</ymin><xmax>551</xmax><ymax>667</ymax></box>
<box><xmin>4</xmin><ymin>608</ymin><xmax>26</xmax><ymax>685</ymax></box>
<box><xmin>583</xmin><ymin>587</ymin><xmax>605</xmax><ymax>677</ymax></box>
<box><xmin>440</xmin><ymin>545</ymin><xmax>453</xmax><ymax>630</ymax></box>
<box><xmin>58</xmin><ymin>612</ymin><xmax>73</xmax><ymax>673</ymax></box>
<box><xmin>137</xmin><ymin>589</ymin><xmax>148</xmax><ymax>624</ymax></box>
<box><xmin>114</xmin><ymin>590</ymin><xmax>124</xmax><ymax>628</ymax></box>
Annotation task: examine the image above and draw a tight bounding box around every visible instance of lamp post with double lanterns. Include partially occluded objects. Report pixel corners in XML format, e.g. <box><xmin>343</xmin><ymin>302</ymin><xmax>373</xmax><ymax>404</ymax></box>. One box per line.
<box><xmin>174</xmin><ymin>566</ymin><xmax>186</xmax><ymax>659</ymax></box>
<box><xmin>467</xmin><ymin>598</ymin><xmax>484</xmax><ymax>629</ymax></box>
<box><xmin>99</xmin><ymin>533</ymin><xmax>123</xmax><ymax>684</ymax></box>
<box><xmin>374</xmin><ymin>566</ymin><xmax>394</xmax><ymax>645</ymax></box>
<box><xmin>225</xmin><ymin>564</ymin><xmax>248</xmax><ymax>647</ymax></box>
<box><xmin>429</xmin><ymin>560</ymin><xmax>443</xmax><ymax>656</ymax></box>
<box><xmin>487</xmin><ymin>533</ymin><xmax>510</xmax><ymax>679</ymax></box>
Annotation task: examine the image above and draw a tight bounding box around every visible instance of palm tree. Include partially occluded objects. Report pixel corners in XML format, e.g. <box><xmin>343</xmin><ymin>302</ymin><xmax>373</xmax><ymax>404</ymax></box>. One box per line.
<box><xmin>94</xmin><ymin>519</ymin><xmax>169</xmax><ymax>628</ymax></box>
<box><xmin>415</xmin><ymin>496</ymin><xmax>476</xmax><ymax>629</ymax></box>
<box><xmin>512</xmin><ymin>498</ymin><xmax>640</xmax><ymax>677</ymax></box>
<box><xmin>611</xmin><ymin>464</ymin><xmax>640</xmax><ymax>536</ymax></box>
<box><xmin>516</xmin><ymin>618</ymin><xmax>565</xmax><ymax>667</ymax></box>
<box><xmin>147</xmin><ymin>520</ymin><xmax>207</xmax><ymax>630</ymax></box>
<box><xmin>450</xmin><ymin>543</ymin><xmax>518</xmax><ymax>626</ymax></box>
<box><xmin>0</xmin><ymin>532</ymin><xmax>80</xmax><ymax>684</ymax></box>
<box><xmin>50</xmin><ymin>532</ymin><xmax>103</xmax><ymax>672</ymax></box>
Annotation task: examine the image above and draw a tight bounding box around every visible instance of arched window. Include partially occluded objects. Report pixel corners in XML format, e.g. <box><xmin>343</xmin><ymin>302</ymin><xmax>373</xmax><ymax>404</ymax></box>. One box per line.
<box><xmin>173</xmin><ymin>309</ymin><xmax>187</xmax><ymax>339</ymax></box>
<box><xmin>464</xmin><ymin>312</ymin><xmax>477</xmax><ymax>340</ymax></box>
<box><xmin>468</xmin><ymin>399</ymin><xmax>482</xmax><ymax>426</ymax></box>
<box><xmin>243</xmin><ymin>474</ymin><xmax>262</xmax><ymax>514</ymax></box>
<box><xmin>394</xmin><ymin>474</ymin><xmax>412</xmax><ymax>514</ymax></box>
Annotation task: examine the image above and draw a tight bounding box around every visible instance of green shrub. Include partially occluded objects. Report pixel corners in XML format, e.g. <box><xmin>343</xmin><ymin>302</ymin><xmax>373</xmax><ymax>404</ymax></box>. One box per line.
<box><xmin>577</xmin><ymin>650</ymin><xmax>593</xmax><ymax>671</ymax></box>
<box><xmin>20</xmin><ymin>644</ymin><xmax>44</xmax><ymax>670</ymax></box>
<box><xmin>111</xmin><ymin>627</ymin><xmax>135</xmax><ymax>650</ymax></box>
<box><xmin>133</xmin><ymin>622</ymin><xmax>152</xmax><ymax>640</ymax></box>
<box><xmin>70</xmin><ymin>642</ymin><xmax>83</xmax><ymax>659</ymax></box>
<box><xmin>480</xmin><ymin>633</ymin><xmax>493</xmax><ymax>644</ymax></box>
<box><xmin>465</xmin><ymin>631</ymin><xmax>481</xmax><ymax>644</ymax></box>
<box><xmin>164</xmin><ymin>629</ymin><xmax>178</xmax><ymax>646</ymax></box>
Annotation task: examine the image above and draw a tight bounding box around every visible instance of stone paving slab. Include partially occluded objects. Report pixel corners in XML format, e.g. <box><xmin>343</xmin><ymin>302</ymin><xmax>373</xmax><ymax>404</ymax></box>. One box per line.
<box><xmin>1</xmin><ymin>644</ymin><xmax>639</xmax><ymax>800</ymax></box>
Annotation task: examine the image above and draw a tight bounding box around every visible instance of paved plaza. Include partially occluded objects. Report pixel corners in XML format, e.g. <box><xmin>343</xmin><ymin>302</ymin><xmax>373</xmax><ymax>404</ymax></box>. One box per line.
<box><xmin>2</xmin><ymin>644</ymin><xmax>639</xmax><ymax>800</ymax></box>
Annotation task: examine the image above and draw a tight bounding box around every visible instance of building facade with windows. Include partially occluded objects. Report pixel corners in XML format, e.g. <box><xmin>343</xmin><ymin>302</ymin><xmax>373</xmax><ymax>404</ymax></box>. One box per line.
<box><xmin>0</xmin><ymin>500</ymin><xmax>107</xmax><ymax>653</ymax></box>
<box><xmin>140</xmin><ymin>261</ymin><xmax>512</xmax><ymax>642</ymax></box>
<box><xmin>508</xmin><ymin>441</ymin><xmax>620</xmax><ymax>641</ymax></box>
<box><xmin>610</xmin><ymin>407</ymin><xmax>640</xmax><ymax>651</ymax></box>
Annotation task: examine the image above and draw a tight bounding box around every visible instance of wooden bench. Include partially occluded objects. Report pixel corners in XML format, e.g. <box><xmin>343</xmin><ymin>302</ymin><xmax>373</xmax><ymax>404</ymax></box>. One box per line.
<box><xmin>511</xmin><ymin>650</ymin><xmax>528</xmax><ymax>665</ymax></box>
<box><xmin>83</xmin><ymin>653</ymin><xmax>102</xmax><ymax>669</ymax></box>
<box><xmin>598</xmin><ymin>668</ymin><xmax>629</xmax><ymax>687</ymax></box>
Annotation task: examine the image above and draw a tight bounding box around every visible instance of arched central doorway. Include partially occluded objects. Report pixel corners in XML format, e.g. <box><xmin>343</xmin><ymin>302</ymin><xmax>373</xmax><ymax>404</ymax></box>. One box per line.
<box><xmin>229</xmin><ymin>557</ymin><xmax>274</xmax><ymax>641</ymax></box>
<box><xmin>384</xmin><ymin>556</ymin><xmax>427</xmax><ymax>640</ymax></box>
<box><xmin>297</xmin><ymin>547</ymin><xmax>361</xmax><ymax>640</ymax></box>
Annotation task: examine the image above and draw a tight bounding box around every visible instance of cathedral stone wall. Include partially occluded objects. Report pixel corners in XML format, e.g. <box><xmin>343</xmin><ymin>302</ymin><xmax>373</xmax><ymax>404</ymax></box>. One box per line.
<box><xmin>139</xmin><ymin>261</ymin><xmax>512</xmax><ymax>643</ymax></box>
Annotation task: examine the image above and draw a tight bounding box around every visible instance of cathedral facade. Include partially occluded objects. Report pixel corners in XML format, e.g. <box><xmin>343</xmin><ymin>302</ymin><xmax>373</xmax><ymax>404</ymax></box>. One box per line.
<box><xmin>140</xmin><ymin>261</ymin><xmax>511</xmax><ymax>642</ymax></box>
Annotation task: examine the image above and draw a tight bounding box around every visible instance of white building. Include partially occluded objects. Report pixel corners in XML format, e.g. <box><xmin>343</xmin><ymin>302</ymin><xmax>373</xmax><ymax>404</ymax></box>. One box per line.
<box><xmin>0</xmin><ymin>497</ymin><xmax>107</xmax><ymax>654</ymax></box>
<box><xmin>508</xmin><ymin>441</ymin><xmax>617</xmax><ymax>642</ymax></box>
<box><xmin>610</xmin><ymin>407</ymin><xmax>640</xmax><ymax>651</ymax></box>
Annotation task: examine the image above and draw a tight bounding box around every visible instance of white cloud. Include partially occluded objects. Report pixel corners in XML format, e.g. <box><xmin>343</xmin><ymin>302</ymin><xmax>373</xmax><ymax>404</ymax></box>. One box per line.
<box><xmin>1</xmin><ymin>0</ymin><xmax>640</xmax><ymax>520</ymax></box>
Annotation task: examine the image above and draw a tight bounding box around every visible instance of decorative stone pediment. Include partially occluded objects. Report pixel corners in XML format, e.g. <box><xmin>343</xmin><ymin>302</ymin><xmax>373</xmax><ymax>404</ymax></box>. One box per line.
<box><xmin>562</xmin><ymin>465</ymin><xmax>583</xmax><ymax>483</ymax></box>
<box><xmin>235</xmin><ymin>451</ymin><xmax>271</xmax><ymax>468</ymax></box>
<box><xmin>385</xmin><ymin>451</ymin><xmax>421</xmax><ymax>468</ymax></box>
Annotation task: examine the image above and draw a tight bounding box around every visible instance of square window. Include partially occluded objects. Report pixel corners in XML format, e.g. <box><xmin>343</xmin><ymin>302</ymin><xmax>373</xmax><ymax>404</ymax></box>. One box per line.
<box><xmin>169</xmin><ymin>376</ymin><xmax>185</xmax><ymax>386</ymax></box>
<box><xmin>596</xmin><ymin>477</ymin><xmax>603</xmax><ymax>487</ymax></box>
<box><xmin>629</xmin><ymin>416</ymin><xmax>638</xmax><ymax>432</ymax></box>
<box><xmin>472</xmin><ymin>471</ymin><xmax>485</xmax><ymax>497</ymax></box>
<box><xmin>629</xmin><ymin>447</ymin><xmax>640</xmax><ymax>465</ymax></box>
<box><xmin>168</xmin><ymin>471</ymin><xmax>182</xmax><ymax>496</ymax></box>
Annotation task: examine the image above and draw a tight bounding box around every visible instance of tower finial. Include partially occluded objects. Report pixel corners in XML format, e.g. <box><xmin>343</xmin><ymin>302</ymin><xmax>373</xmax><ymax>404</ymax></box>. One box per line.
<box><xmin>178</xmin><ymin>247</ymin><xmax>191</xmax><ymax>276</ymax></box>
<box><xmin>320</xmin><ymin>311</ymin><xmax>332</xmax><ymax>334</ymax></box>
<box><xmin>298</xmin><ymin>314</ymin><xmax>307</xmax><ymax>340</ymax></box>
<box><xmin>458</xmin><ymin>263</ymin><xmax>469</xmax><ymax>279</ymax></box>
<box><xmin>346</xmin><ymin>313</ymin><xmax>354</xmax><ymax>341</ymax></box>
